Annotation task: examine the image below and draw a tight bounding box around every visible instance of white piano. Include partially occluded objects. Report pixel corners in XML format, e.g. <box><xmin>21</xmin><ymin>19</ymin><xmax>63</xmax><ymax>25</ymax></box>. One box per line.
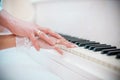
<box><xmin>33</xmin><ymin>0</ymin><xmax>120</xmax><ymax>79</ymax></box>
<box><xmin>0</xmin><ymin>0</ymin><xmax>120</xmax><ymax>80</ymax></box>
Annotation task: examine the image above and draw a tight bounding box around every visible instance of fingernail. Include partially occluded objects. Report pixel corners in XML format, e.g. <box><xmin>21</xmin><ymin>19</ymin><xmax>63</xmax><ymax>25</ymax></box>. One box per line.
<box><xmin>54</xmin><ymin>47</ymin><xmax>63</xmax><ymax>55</ymax></box>
<box><xmin>72</xmin><ymin>44</ymin><xmax>77</xmax><ymax>47</ymax></box>
<box><xmin>36</xmin><ymin>47</ymin><xmax>40</xmax><ymax>51</ymax></box>
<box><xmin>68</xmin><ymin>44</ymin><xmax>77</xmax><ymax>48</ymax></box>
<box><xmin>37</xmin><ymin>44</ymin><xmax>40</xmax><ymax>51</ymax></box>
<box><xmin>37</xmin><ymin>48</ymin><xmax>40</xmax><ymax>51</ymax></box>
<box><xmin>58</xmin><ymin>35</ymin><xmax>63</xmax><ymax>39</ymax></box>
<box><xmin>51</xmin><ymin>41</ymin><xmax>56</xmax><ymax>45</ymax></box>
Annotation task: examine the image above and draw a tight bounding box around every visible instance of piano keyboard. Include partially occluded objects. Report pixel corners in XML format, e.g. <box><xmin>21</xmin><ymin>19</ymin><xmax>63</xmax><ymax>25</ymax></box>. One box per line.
<box><xmin>14</xmin><ymin>34</ymin><xmax>119</xmax><ymax>80</ymax></box>
<box><xmin>56</xmin><ymin>34</ymin><xmax>120</xmax><ymax>80</ymax></box>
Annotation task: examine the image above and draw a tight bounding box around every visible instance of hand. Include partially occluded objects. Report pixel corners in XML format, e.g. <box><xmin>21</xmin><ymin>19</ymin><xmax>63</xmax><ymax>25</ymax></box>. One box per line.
<box><xmin>10</xmin><ymin>19</ymin><xmax>75</xmax><ymax>53</ymax></box>
<box><xmin>10</xmin><ymin>20</ymin><xmax>54</xmax><ymax>51</ymax></box>
<box><xmin>37</xmin><ymin>35</ymin><xmax>76</xmax><ymax>54</ymax></box>
<box><xmin>0</xmin><ymin>10</ymin><xmax>75</xmax><ymax>54</ymax></box>
<box><xmin>37</xmin><ymin>37</ymin><xmax>63</xmax><ymax>54</ymax></box>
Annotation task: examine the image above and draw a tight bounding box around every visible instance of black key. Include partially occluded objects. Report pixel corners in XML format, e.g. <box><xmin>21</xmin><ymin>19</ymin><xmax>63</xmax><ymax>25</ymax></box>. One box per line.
<box><xmin>93</xmin><ymin>46</ymin><xmax>116</xmax><ymax>51</ymax></box>
<box><xmin>81</xmin><ymin>42</ymin><xmax>100</xmax><ymax>47</ymax></box>
<box><xmin>88</xmin><ymin>44</ymin><xmax>111</xmax><ymax>50</ymax></box>
<box><xmin>67</xmin><ymin>37</ymin><xmax>80</xmax><ymax>42</ymax></box>
<box><xmin>71</xmin><ymin>39</ymin><xmax>88</xmax><ymax>44</ymax></box>
<box><xmin>74</xmin><ymin>40</ymin><xmax>89</xmax><ymax>45</ymax></box>
<box><xmin>78</xmin><ymin>39</ymin><xmax>89</xmax><ymax>42</ymax></box>
<box><xmin>59</xmin><ymin>34</ymin><xmax>71</xmax><ymax>39</ymax></box>
<box><xmin>84</xmin><ymin>43</ymin><xmax>101</xmax><ymax>49</ymax></box>
<box><xmin>78</xmin><ymin>41</ymin><xmax>99</xmax><ymax>47</ymax></box>
<box><xmin>101</xmin><ymin>49</ymin><xmax>120</xmax><ymax>54</ymax></box>
<box><xmin>116</xmin><ymin>53</ymin><xmax>120</xmax><ymax>59</ymax></box>
<box><xmin>107</xmin><ymin>50</ymin><xmax>120</xmax><ymax>56</ymax></box>
<box><xmin>85</xmin><ymin>44</ymin><xmax>109</xmax><ymax>49</ymax></box>
<box><xmin>59</xmin><ymin>34</ymin><xmax>90</xmax><ymax>44</ymax></box>
<box><xmin>78</xmin><ymin>41</ymin><xmax>94</xmax><ymax>46</ymax></box>
<box><xmin>67</xmin><ymin>37</ymin><xmax>88</xmax><ymax>42</ymax></box>
<box><xmin>59</xmin><ymin>34</ymin><xmax>80</xmax><ymax>41</ymax></box>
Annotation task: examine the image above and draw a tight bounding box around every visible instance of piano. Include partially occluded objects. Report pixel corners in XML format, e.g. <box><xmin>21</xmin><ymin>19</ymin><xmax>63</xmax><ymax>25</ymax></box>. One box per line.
<box><xmin>33</xmin><ymin>1</ymin><xmax>120</xmax><ymax>79</ymax></box>
<box><xmin>57</xmin><ymin>34</ymin><xmax>120</xmax><ymax>80</ymax></box>
<box><xmin>0</xmin><ymin>0</ymin><xmax>119</xmax><ymax>80</ymax></box>
<box><xmin>24</xmin><ymin>33</ymin><xmax>119</xmax><ymax>80</ymax></box>
<box><xmin>0</xmin><ymin>33</ymin><xmax>119</xmax><ymax>80</ymax></box>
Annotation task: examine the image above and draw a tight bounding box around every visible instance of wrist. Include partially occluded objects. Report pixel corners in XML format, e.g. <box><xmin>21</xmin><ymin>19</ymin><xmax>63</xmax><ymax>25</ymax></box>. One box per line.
<box><xmin>0</xmin><ymin>10</ymin><xmax>18</xmax><ymax>32</ymax></box>
<box><xmin>0</xmin><ymin>34</ymin><xmax>32</xmax><ymax>50</ymax></box>
<box><xmin>0</xmin><ymin>34</ymin><xmax>16</xmax><ymax>50</ymax></box>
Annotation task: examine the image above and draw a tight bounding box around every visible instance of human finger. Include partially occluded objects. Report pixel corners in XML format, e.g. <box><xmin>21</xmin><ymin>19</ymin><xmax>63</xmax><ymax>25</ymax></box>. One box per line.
<box><xmin>29</xmin><ymin>33</ymin><xmax>40</xmax><ymax>51</ymax></box>
<box><xmin>35</xmin><ymin>30</ymin><xmax>55</xmax><ymax>46</ymax></box>
<box><xmin>38</xmin><ymin>27</ymin><xmax>64</xmax><ymax>39</ymax></box>
<box><xmin>60</xmin><ymin>40</ymin><xmax>76</xmax><ymax>48</ymax></box>
<box><xmin>49</xmin><ymin>36</ymin><xmax>76</xmax><ymax>48</ymax></box>
<box><xmin>54</xmin><ymin>46</ymin><xmax>63</xmax><ymax>55</ymax></box>
<box><xmin>37</xmin><ymin>38</ymin><xmax>63</xmax><ymax>54</ymax></box>
<box><xmin>47</xmin><ymin>30</ymin><xmax>64</xmax><ymax>39</ymax></box>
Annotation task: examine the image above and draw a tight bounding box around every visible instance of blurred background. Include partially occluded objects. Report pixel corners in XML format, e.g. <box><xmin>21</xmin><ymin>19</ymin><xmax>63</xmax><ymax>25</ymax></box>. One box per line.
<box><xmin>3</xmin><ymin>0</ymin><xmax>120</xmax><ymax>48</ymax></box>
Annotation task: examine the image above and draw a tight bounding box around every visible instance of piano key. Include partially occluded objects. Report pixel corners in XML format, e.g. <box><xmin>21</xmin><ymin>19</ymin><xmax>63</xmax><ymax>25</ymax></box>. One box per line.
<box><xmin>101</xmin><ymin>49</ymin><xmax>120</xmax><ymax>54</ymax></box>
<box><xmin>80</xmin><ymin>42</ymin><xmax>100</xmax><ymax>47</ymax></box>
<box><xmin>84</xmin><ymin>43</ymin><xmax>101</xmax><ymax>49</ymax></box>
<box><xmin>72</xmin><ymin>39</ymin><xmax>89</xmax><ymax>43</ymax></box>
<box><xmin>107</xmin><ymin>50</ymin><xmax>120</xmax><ymax>56</ymax></box>
<box><xmin>69</xmin><ymin>38</ymin><xmax>89</xmax><ymax>43</ymax></box>
<box><xmin>76</xmin><ymin>40</ymin><xmax>89</xmax><ymax>42</ymax></box>
<box><xmin>75</xmin><ymin>41</ymin><xmax>93</xmax><ymax>46</ymax></box>
<box><xmin>116</xmin><ymin>53</ymin><xmax>120</xmax><ymax>59</ymax></box>
<box><xmin>85</xmin><ymin>44</ymin><xmax>109</xmax><ymax>49</ymax></box>
<box><xmin>88</xmin><ymin>44</ymin><xmax>111</xmax><ymax>50</ymax></box>
<box><xmin>66</xmin><ymin>47</ymin><xmax>120</xmax><ymax>71</ymax></box>
<box><xmin>67</xmin><ymin>37</ymin><xmax>79</xmax><ymax>42</ymax></box>
<box><xmin>46</xmin><ymin>45</ymin><xmax>120</xmax><ymax>80</ymax></box>
<box><xmin>59</xmin><ymin>34</ymin><xmax>80</xmax><ymax>41</ymax></box>
<box><xmin>60</xmin><ymin>34</ymin><xmax>91</xmax><ymax>45</ymax></box>
<box><xmin>71</xmin><ymin>40</ymin><xmax>90</xmax><ymax>45</ymax></box>
<box><xmin>77</xmin><ymin>41</ymin><xmax>99</xmax><ymax>47</ymax></box>
<box><xmin>58</xmin><ymin>33</ymin><xmax>120</xmax><ymax>79</ymax></box>
<box><xmin>93</xmin><ymin>46</ymin><xmax>116</xmax><ymax>52</ymax></box>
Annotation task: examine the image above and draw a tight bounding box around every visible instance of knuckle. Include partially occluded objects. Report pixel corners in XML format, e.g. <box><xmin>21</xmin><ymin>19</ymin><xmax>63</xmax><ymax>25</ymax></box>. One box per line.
<box><xmin>46</xmin><ymin>28</ymin><xmax>51</xmax><ymax>32</ymax></box>
<box><xmin>40</xmin><ymin>32</ymin><xmax>45</xmax><ymax>37</ymax></box>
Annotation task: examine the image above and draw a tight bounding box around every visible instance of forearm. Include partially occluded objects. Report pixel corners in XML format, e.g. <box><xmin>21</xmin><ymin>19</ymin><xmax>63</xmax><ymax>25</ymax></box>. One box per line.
<box><xmin>0</xmin><ymin>10</ymin><xmax>17</xmax><ymax>32</ymax></box>
<box><xmin>0</xmin><ymin>34</ymin><xmax>16</xmax><ymax>50</ymax></box>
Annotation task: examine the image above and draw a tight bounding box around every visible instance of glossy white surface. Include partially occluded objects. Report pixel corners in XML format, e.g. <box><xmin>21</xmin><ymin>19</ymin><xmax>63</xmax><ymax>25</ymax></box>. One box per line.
<box><xmin>0</xmin><ymin>46</ymin><xmax>120</xmax><ymax>80</ymax></box>
<box><xmin>0</xmin><ymin>46</ymin><xmax>100</xmax><ymax>80</ymax></box>
<box><xmin>0</xmin><ymin>47</ymin><xmax>62</xmax><ymax>80</ymax></box>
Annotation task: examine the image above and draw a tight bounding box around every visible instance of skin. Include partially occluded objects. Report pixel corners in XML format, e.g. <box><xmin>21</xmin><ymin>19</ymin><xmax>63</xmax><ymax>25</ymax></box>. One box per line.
<box><xmin>0</xmin><ymin>10</ymin><xmax>76</xmax><ymax>54</ymax></box>
<box><xmin>0</xmin><ymin>34</ymin><xmax>75</xmax><ymax>54</ymax></box>
<box><xmin>0</xmin><ymin>34</ymin><xmax>16</xmax><ymax>50</ymax></box>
